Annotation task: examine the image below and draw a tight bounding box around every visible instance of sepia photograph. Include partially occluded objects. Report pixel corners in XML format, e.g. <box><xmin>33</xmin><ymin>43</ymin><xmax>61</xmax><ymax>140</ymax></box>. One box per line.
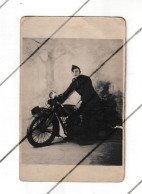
<box><xmin>20</xmin><ymin>17</ymin><xmax>125</xmax><ymax>182</ymax></box>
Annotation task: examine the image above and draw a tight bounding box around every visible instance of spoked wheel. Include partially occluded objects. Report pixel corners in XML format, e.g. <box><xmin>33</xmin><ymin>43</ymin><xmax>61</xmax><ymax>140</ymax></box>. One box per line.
<box><xmin>27</xmin><ymin>116</ymin><xmax>56</xmax><ymax>147</ymax></box>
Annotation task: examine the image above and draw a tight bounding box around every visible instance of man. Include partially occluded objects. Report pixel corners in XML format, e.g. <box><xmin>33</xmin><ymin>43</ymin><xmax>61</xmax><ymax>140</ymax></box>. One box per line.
<box><xmin>59</xmin><ymin>65</ymin><xmax>101</xmax><ymax>139</ymax></box>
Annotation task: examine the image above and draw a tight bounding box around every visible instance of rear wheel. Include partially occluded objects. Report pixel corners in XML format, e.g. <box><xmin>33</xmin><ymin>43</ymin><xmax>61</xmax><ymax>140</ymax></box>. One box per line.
<box><xmin>27</xmin><ymin>116</ymin><xmax>56</xmax><ymax>147</ymax></box>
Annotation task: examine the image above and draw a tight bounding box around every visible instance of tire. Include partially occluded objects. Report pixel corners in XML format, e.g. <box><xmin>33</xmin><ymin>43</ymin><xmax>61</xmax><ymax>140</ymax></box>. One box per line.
<box><xmin>27</xmin><ymin>116</ymin><xmax>56</xmax><ymax>147</ymax></box>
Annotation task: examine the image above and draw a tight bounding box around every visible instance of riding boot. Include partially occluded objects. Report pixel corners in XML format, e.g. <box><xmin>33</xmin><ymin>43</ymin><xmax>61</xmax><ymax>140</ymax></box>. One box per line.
<box><xmin>80</xmin><ymin>116</ymin><xmax>90</xmax><ymax>140</ymax></box>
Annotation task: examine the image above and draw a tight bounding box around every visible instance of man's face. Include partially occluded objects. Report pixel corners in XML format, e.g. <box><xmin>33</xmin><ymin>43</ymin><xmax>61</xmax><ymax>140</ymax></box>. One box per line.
<box><xmin>72</xmin><ymin>68</ymin><xmax>81</xmax><ymax>78</ymax></box>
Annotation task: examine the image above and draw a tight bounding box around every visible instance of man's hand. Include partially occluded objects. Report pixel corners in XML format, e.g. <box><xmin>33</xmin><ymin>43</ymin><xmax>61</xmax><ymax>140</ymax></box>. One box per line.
<box><xmin>74</xmin><ymin>100</ymin><xmax>82</xmax><ymax>110</ymax></box>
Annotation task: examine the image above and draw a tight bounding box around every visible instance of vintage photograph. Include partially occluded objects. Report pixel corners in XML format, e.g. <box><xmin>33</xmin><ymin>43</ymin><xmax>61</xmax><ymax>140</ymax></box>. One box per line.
<box><xmin>20</xmin><ymin>17</ymin><xmax>125</xmax><ymax>182</ymax></box>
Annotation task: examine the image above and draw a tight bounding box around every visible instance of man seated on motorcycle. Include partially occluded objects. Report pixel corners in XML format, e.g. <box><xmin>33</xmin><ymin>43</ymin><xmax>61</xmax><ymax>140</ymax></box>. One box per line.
<box><xmin>58</xmin><ymin>65</ymin><xmax>101</xmax><ymax>140</ymax></box>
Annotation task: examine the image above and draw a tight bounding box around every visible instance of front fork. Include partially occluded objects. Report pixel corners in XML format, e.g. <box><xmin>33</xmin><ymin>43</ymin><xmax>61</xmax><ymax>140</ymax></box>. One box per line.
<box><xmin>55</xmin><ymin>112</ymin><xmax>68</xmax><ymax>135</ymax></box>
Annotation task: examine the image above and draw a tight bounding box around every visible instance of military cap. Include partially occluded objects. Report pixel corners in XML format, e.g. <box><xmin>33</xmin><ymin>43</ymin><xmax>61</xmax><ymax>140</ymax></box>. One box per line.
<box><xmin>71</xmin><ymin>65</ymin><xmax>80</xmax><ymax>72</ymax></box>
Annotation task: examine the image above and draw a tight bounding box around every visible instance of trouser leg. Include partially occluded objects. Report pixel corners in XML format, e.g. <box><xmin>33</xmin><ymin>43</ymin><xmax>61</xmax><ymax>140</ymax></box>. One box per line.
<box><xmin>80</xmin><ymin>113</ymin><xmax>92</xmax><ymax>139</ymax></box>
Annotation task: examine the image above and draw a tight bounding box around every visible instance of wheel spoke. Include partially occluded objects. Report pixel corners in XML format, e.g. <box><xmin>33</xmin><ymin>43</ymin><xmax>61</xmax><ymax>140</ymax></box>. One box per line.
<box><xmin>32</xmin><ymin>130</ymin><xmax>40</xmax><ymax>138</ymax></box>
<box><xmin>45</xmin><ymin>132</ymin><xmax>50</xmax><ymax>137</ymax></box>
<box><xmin>29</xmin><ymin>117</ymin><xmax>55</xmax><ymax>145</ymax></box>
<box><xmin>35</xmin><ymin>133</ymin><xmax>39</xmax><ymax>143</ymax></box>
<box><xmin>33</xmin><ymin>130</ymin><xmax>40</xmax><ymax>135</ymax></box>
<box><xmin>41</xmin><ymin>134</ymin><xmax>44</xmax><ymax>143</ymax></box>
<box><xmin>43</xmin><ymin>133</ymin><xmax>47</xmax><ymax>142</ymax></box>
<box><xmin>42</xmin><ymin>133</ymin><xmax>46</xmax><ymax>143</ymax></box>
<box><xmin>33</xmin><ymin>135</ymin><xmax>38</xmax><ymax>142</ymax></box>
<box><xmin>43</xmin><ymin>132</ymin><xmax>49</xmax><ymax>142</ymax></box>
<box><xmin>39</xmin><ymin>134</ymin><xmax>42</xmax><ymax>143</ymax></box>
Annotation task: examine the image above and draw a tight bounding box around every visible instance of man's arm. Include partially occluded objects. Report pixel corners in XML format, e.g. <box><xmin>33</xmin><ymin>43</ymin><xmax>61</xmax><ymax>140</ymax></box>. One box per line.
<box><xmin>59</xmin><ymin>81</ymin><xmax>76</xmax><ymax>103</ymax></box>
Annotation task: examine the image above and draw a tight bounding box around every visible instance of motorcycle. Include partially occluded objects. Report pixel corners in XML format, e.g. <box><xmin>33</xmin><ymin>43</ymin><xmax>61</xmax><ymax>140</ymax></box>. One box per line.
<box><xmin>27</xmin><ymin>92</ymin><xmax>118</xmax><ymax>147</ymax></box>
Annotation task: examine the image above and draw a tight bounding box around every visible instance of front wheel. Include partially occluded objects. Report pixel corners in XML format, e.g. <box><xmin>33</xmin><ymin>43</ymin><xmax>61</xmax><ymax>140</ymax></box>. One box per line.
<box><xmin>27</xmin><ymin>116</ymin><xmax>56</xmax><ymax>147</ymax></box>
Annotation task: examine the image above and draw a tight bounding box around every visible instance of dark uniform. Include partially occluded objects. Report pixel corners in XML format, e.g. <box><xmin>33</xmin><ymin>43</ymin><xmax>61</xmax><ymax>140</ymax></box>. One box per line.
<box><xmin>59</xmin><ymin>74</ymin><xmax>101</xmax><ymax>137</ymax></box>
<box><xmin>61</xmin><ymin>75</ymin><xmax>100</xmax><ymax>113</ymax></box>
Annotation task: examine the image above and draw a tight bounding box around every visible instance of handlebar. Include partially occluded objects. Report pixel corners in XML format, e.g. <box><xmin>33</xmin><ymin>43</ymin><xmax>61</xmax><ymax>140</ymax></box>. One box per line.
<box><xmin>47</xmin><ymin>97</ymin><xmax>61</xmax><ymax>107</ymax></box>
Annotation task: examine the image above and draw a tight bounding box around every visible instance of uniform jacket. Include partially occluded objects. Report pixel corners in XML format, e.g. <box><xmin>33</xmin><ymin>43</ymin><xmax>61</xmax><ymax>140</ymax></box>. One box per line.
<box><xmin>60</xmin><ymin>75</ymin><xmax>100</xmax><ymax>106</ymax></box>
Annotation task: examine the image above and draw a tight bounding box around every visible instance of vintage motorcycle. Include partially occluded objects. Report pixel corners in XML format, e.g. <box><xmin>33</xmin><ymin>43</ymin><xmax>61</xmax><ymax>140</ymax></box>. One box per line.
<box><xmin>27</xmin><ymin>92</ymin><xmax>118</xmax><ymax>147</ymax></box>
